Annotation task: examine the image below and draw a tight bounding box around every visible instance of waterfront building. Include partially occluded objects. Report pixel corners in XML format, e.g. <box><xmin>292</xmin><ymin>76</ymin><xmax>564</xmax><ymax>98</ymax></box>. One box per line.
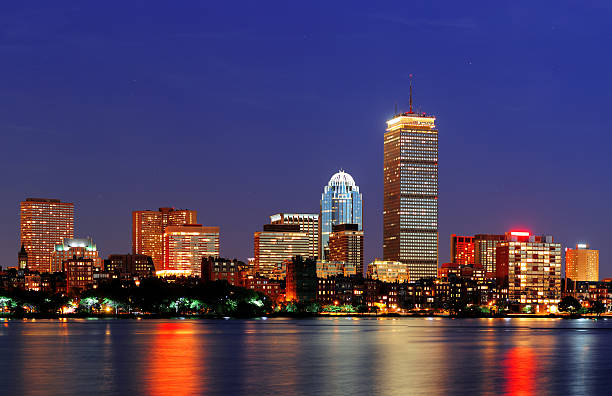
<box><xmin>201</xmin><ymin>257</ymin><xmax>245</xmax><ymax>286</ymax></box>
<box><xmin>51</xmin><ymin>237</ymin><xmax>102</xmax><ymax>272</ymax></box>
<box><xmin>316</xmin><ymin>260</ymin><xmax>356</xmax><ymax>278</ymax></box>
<box><xmin>243</xmin><ymin>276</ymin><xmax>283</xmax><ymax>302</ymax></box>
<box><xmin>132</xmin><ymin>207</ymin><xmax>197</xmax><ymax>270</ymax></box>
<box><xmin>20</xmin><ymin>198</ymin><xmax>74</xmax><ymax>273</ymax></box>
<box><xmin>319</xmin><ymin>171</ymin><xmax>362</xmax><ymax>259</ymax></box>
<box><xmin>367</xmin><ymin>259</ymin><xmax>410</xmax><ymax>283</ymax></box>
<box><xmin>286</xmin><ymin>256</ymin><xmax>317</xmax><ymax>302</ymax></box>
<box><xmin>383</xmin><ymin>98</ymin><xmax>438</xmax><ymax>280</ymax></box>
<box><xmin>105</xmin><ymin>254</ymin><xmax>155</xmax><ymax>275</ymax></box>
<box><xmin>450</xmin><ymin>235</ymin><xmax>475</xmax><ymax>265</ymax></box>
<box><xmin>438</xmin><ymin>263</ymin><xmax>486</xmax><ymax>282</ymax></box>
<box><xmin>18</xmin><ymin>244</ymin><xmax>27</xmax><ymax>270</ymax></box>
<box><xmin>328</xmin><ymin>224</ymin><xmax>364</xmax><ymax>276</ymax></box>
<box><xmin>496</xmin><ymin>231</ymin><xmax>562</xmax><ymax>309</ymax></box>
<box><xmin>253</xmin><ymin>224</ymin><xmax>310</xmax><ymax>279</ymax></box>
<box><xmin>65</xmin><ymin>257</ymin><xmax>94</xmax><ymax>293</ymax></box>
<box><xmin>162</xmin><ymin>225</ymin><xmax>219</xmax><ymax>276</ymax></box>
<box><xmin>474</xmin><ymin>234</ymin><xmax>506</xmax><ymax>276</ymax></box>
<box><xmin>270</xmin><ymin>213</ymin><xmax>319</xmax><ymax>259</ymax></box>
<box><xmin>565</xmin><ymin>244</ymin><xmax>599</xmax><ymax>282</ymax></box>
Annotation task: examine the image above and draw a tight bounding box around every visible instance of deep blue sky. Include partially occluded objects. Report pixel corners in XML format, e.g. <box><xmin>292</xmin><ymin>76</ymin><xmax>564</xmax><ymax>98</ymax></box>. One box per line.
<box><xmin>1</xmin><ymin>2</ymin><xmax>610</xmax><ymax>275</ymax></box>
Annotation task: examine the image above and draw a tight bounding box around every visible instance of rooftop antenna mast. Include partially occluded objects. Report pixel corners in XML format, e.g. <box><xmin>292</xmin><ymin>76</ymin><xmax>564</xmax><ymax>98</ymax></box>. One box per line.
<box><xmin>409</xmin><ymin>74</ymin><xmax>414</xmax><ymax>113</ymax></box>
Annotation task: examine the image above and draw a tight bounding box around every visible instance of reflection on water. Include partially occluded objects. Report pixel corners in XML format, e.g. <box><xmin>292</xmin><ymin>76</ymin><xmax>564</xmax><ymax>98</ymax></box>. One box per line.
<box><xmin>1</xmin><ymin>318</ymin><xmax>612</xmax><ymax>395</ymax></box>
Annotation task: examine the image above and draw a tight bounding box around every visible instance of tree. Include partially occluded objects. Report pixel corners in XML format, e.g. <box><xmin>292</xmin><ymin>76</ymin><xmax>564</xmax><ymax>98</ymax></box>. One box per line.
<box><xmin>559</xmin><ymin>296</ymin><xmax>582</xmax><ymax>313</ymax></box>
<box><xmin>589</xmin><ymin>300</ymin><xmax>606</xmax><ymax>316</ymax></box>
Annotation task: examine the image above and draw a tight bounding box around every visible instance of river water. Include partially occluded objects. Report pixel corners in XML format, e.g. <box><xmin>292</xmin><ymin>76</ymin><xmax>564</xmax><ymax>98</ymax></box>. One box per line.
<box><xmin>1</xmin><ymin>317</ymin><xmax>611</xmax><ymax>395</ymax></box>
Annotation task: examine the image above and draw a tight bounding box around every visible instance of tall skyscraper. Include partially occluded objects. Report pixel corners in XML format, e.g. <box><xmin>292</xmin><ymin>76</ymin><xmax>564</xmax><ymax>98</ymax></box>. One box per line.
<box><xmin>132</xmin><ymin>207</ymin><xmax>197</xmax><ymax>270</ymax></box>
<box><xmin>51</xmin><ymin>237</ymin><xmax>102</xmax><ymax>272</ymax></box>
<box><xmin>328</xmin><ymin>224</ymin><xmax>364</xmax><ymax>276</ymax></box>
<box><xmin>383</xmin><ymin>91</ymin><xmax>438</xmax><ymax>280</ymax></box>
<box><xmin>474</xmin><ymin>234</ymin><xmax>507</xmax><ymax>275</ymax></box>
<box><xmin>450</xmin><ymin>235</ymin><xmax>475</xmax><ymax>265</ymax></box>
<box><xmin>254</xmin><ymin>224</ymin><xmax>310</xmax><ymax>279</ymax></box>
<box><xmin>162</xmin><ymin>224</ymin><xmax>219</xmax><ymax>276</ymax></box>
<box><xmin>319</xmin><ymin>170</ymin><xmax>362</xmax><ymax>259</ymax></box>
<box><xmin>270</xmin><ymin>213</ymin><xmax>319</xmax><ymax>259</ymax></box>
<box><xmin>565</xmin><ymin>243</ymin><xmax>599</xmax><ymax>282</ymax></box>
<box><xmin>20</xmin><ymin>198</ymin><xmax>75</xmax><ymax>273</ymax></box>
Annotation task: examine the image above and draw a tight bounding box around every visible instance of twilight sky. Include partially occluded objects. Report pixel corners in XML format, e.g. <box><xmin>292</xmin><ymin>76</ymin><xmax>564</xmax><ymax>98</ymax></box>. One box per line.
<box><xmin>1</xmin><ymin>2</ymin><xmax>611</xmax><ymax>275</ymax></box>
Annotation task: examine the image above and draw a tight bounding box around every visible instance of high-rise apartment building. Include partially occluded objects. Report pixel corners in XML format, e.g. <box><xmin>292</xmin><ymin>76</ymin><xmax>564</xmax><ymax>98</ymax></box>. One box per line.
<box><xmin>132</xmin><ymin>207</ymin><xmax>197</xmax><ymax>270</ymax></box>
<box><xmin>384</xmin><ymin>100</ymin><xmax>438</xmax><ymax>280</ymax></box>
<box><xmin>319</xmin><ymin>171</ymin><xmax>362</xmax><ymax>259</ymax></box>
<box><xmin>270</xmin><ymin>213</ymin><xmax>319</xmax><ymax>259</ymax></box>
<box><xmin>496</xmin><ymin>231</ymin><xmax>561</xmax><ymax>308</ymax></box>
<box><xmin>162</xmin><ymin>225</ymin><xmax>219</xmax><ymax>276</ymax></box>
<box><xmin>328</xmin><ymin>224</ymin><xmax>364</xmax><ymax>276</ymax></box>
<box><xmin>474</xmin><ymin>234</ymin><xmax>506</xmax><ymax>276</ymax></box>
<box><xmin>20</xmin><ymin>198</ymin><xmax>75</xmax><ymax>273</ymax></box>
<box><xmin>450</xmin><ymin>235</ymin><xmax>475</xmax><ymax>265</ymax></box>
<box><xmin>254</xmin><ymin>224</ymin><xmax>310</xmax><ymax>279</ymax></box>
<box><xmin>566</xmin><ymin>244</ymin><xmax>599</xmax><ymax>282</ymax></box>
<box><xmin>51</xmin><ymin>237</ymin><xmax>103</xmax><ymax>272</ymax></box>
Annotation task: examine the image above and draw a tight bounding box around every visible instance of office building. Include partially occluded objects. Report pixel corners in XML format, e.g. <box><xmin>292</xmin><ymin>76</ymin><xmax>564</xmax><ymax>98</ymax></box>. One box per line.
<box><xmin>132</xmin><ymin>207</ymin><xmax>197</xmax><ymax>270</ymax></box>
<box><xmin>367</xmin><ymin>260</ymin><xmax>410</xmax><ymax>283</ymax></box>
<box><xmin>20</xmin><ymin>198</ymin><xmax>74</xmax><ymax>273</ymax></box>
<box><xmin>319</xmin><ymin>170</ymin><xmax>362</xmax><ymax>259</ymax></box>
<box><xmin>105</xmin><ymin>254</ymin><xmax>155</xmax><ymax>275</ymax></box>
<box><xmin>328</xmin><ymin>223</ymin><xmax>364</xmax><ymax>276</ymax></box>
<box><xmin>474</xmin><ymin>234</ymin><xmax>506</xmax><ymax>275</ymax></box>
<box><xmin>450</xmin><ymin>235</ymin><xmax>475</xmax><ymax>265</ymax></box>
<box><xmin>566</xmin><ymin>244</ymin><xmax>599</xmax><ymax>282</ymax></box>
<box><xmin>51</xmin><ymin>237</ymin><xmax>102</xmax><ymax>272</ymax></box>
<box><xmin>496</xmin><ymin>231</ymin><xmax>561</xmax><ymax>308</ymax></box>
<box><xmin>65</xmin><ymin>257</ymin><xmax>94</xmax><ymax>293</ymax></box>
<box><xmin>270</xmin><ymin>213</ymin><xmax>319</xmax><ymax>259</ymax></box>
<box><xmin>162</xmin><ymin>225</ymin><xmax>219</xmax><ymax>276</ymax></box>
<box><xmin>253</xmin><ymin>224</ymin><xmax>310</xmax><ymax>279</ymax></box>
<box><xmin>383</xmin><ymin>97</ymin><xmax>438</xmax><ymax>280</ymax></box>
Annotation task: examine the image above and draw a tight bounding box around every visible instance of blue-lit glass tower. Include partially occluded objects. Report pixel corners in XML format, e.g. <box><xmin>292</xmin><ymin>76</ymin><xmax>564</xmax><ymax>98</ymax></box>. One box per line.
<box><xmin>319</xmin><ymin>170</ymin><xmax>363</xmax><ymax>259</ymax></box>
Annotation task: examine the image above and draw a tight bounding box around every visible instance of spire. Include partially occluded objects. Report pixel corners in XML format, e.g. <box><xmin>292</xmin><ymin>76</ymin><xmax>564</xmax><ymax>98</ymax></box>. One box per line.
<box><xmin>409</xmin><ymin>74</ymin><xmax>413</xmax><ymax>114</ymax></box>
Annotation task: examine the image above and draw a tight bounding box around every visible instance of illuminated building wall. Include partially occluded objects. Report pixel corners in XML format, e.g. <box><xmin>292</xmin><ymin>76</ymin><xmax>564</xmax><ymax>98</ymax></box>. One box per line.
<box><xmin>367</xmin><ymin>259</ymin><xmax>410</xmax><ymax>283</ymax></box>
<box><xmin>51</xmin><ymin>237</ymin><xmax>102</xmax><ymax>272</ymax></box>
<box><xmin>474</xmin><ymin>234</ymin><xmax>506</xmax><ymax>275</ymax></box>
<box><xmin>328</xmin><ymin>223</ymin><xmax>364</xmax><ymax>276</ymax></box>
<box><xmin>163</xmin><ymin>225</ymin><xmax>219</xmax><ymax>276</ymax></box>
<box><xmin>132</xmin><ymin>207</ymin><xmax>197</xmax><ymax>270</ymax></box>
<box><xmin>384</xmin><ymin>111</ymin><xmax>438</xmax><ymax>280</ymax></box>
<box><xmin>65</xmin><ymin>257</ymin><xmax>94</xmax><ymax>292</ymax></box>
<box><xmin>201</xmin><ymin>257</ymin><xmax>245</xmax><ymax>286</ymax></box>
<box><xmin>316</xmin><ymin>260</ymin><xmax>356</xmax><ymax>278</ymax></box>
<box><xmin>566</xmin><ymin>244</ymin><xmax>599</xmax><ymax>282</ymax></box>
<box><xmin>319</xmin><ymin>171</ymin><xmax>362</xmax><ymax>259</ymax></box>
<box><xmin>105</xmin><ymin>254</ymin><xmax>155</xmax><ymax>275</ymax></box>
<box><xmin>270</xmin><ymin>213</ymin><xmax>319</xmax><ymax>259</ymax></box>
<box><xmin>496</xmin><ymin>231</ymin><xmax>561</xmax><ymax>306</ymax></box>
<box><xmin>450</xmin><ymin>235</ymin><xmax>475</xmax><ymax>265</ymax></box>
<box><xmin>20</xmin><ymin>198</ymin><xmax>74</xmax><ymax>273</ymax></box>
<box><xmin>253</xmin><ymin>224</ymin><xmax>310</xmax><ymax>279</ymax></box>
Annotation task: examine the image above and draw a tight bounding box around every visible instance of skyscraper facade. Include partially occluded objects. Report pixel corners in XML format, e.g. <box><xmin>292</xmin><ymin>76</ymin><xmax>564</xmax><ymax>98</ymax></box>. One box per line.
<box><xmin>132</xmin><ymin>207</ymin><xmax>197</xmax><ymax>270</ymax></box>
<box><xmin>384</xmin><ymin>109</ymin><xmax>438</xmax><ymax>280</ymax></box>
<box><xmin>20</xmin><ymin>198</ymin><xmax>75</xmax><ymax>273</ymax></box>
<box><xmin>328</xmin><ymin>223</ymin><xmax>364</xmax><ymax>276</ymax></box>
<box><xmin>270</xmin><ymin>213</ymin><xmax>319</xmax><ymax>259</ymax></box>
<box><xmin>254</xmin><ymin>224</ymin><xmax>310</xmax><ymax>279</ymax></box>
<box><xmin>565</xmin><ymin>244</ymin><xmax>599</xmax><ymax>282</ymax></box>
<box><xmin>450</xmin><ymin>235</ymin><xmax>475</xmax><ymax>265</ymax></box>
<box><xmin>319</xmin><ymin>171</ymin><xmax>362</xmax><ymax>259</ymax></box>
<box><xmin>474</xmin><ymin>234</ymin><xmax>507</xmax><ymax>276</ymax></box>
<box><xmin>162</xmin><ymin>225</ymin><xmax>219</xmax><ymax>276</ymax></box>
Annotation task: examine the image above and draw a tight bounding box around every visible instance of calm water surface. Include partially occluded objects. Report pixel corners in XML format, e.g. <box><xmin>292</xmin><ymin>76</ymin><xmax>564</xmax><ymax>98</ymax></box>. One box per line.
<box><xmin>1</xmin><ymin>317</ymin><xmax>611</xmax><ymax>395</ymax></box>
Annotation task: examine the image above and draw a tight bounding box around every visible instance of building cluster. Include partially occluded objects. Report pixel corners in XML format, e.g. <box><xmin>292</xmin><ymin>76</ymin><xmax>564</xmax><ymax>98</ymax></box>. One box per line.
<box><xmin>7</xmin><ymin>98</ymin><xmax>605</xmax><ymax>314</ymax></box>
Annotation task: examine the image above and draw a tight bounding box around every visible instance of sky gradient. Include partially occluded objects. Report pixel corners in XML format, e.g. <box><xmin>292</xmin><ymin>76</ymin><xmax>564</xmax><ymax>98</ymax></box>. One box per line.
<box><xmin>1</xmin><ymin>2</ymin><xmax>610</xmax><ymax>275</ymax></box>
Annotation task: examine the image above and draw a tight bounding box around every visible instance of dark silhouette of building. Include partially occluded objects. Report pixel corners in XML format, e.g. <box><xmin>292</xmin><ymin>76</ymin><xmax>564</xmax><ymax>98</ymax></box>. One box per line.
<box><xmin>286</xmin><ymin>256</ymin><xmax>317</xmax><ymax>302</ymax></box>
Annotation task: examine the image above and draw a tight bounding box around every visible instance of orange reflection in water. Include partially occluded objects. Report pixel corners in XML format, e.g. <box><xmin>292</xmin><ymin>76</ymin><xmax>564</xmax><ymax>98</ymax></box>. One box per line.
<box><xmin>503</xmin><ymin>346</ymin><xmax>536</xmax><ymax>396</ymax></box>
<box><xmin>146</xmin><ymin>321</ymin><xmax>205</xmax><ymax>396</ymax></box>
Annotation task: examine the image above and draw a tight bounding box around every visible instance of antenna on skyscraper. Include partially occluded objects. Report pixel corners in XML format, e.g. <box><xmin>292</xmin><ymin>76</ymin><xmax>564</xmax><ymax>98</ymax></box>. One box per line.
<box><xmin>409</xmin><ymin>74</ymin><xmax>414</xmax><ymax>113</ymax></box>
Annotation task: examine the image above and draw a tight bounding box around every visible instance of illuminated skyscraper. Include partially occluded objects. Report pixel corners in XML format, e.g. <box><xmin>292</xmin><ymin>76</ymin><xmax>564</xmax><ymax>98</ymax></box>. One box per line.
<box><xmin>450</xmin><ymin>235</ymin><xmax>475</xmax><ymax>265</ymax></box>
<box><xmin>132</xmin><ymin>207</ymin><xmax>197</xmax><ymax>270</ymax></box>
<box><xmin>270</xmin><ymin>213</ymin><xmax>319</xmax><ymax>259</ymax></box>
<box><xmin>319</xmin><ymin>171</ymin><xmax>362</xmax><ymax>259</ymax></box>
<box><xmin>162</xmin><ymin>224</ymin><xmax>219</xmax><ymax>276</ymax></box>
<box><xmin>474</xmin><ymin>234</ymin><xmax>506</xmax><ymax>276</ymax></box>
<box><xmin>254</xmin><ymin>224</ymin><xmax>310</xmax><ymax>279</ymax></box>
<box><xmin>20</xmin><ymin>198</ymin><xmax>74</xmax><ymax>273</ymax></box>
<box><xmin>328</xmin><ymin>224</ymin><xmax>364</xmax><ymax>276</ymax></box>
<box><xmin>383</xmin><ymin>92</ymin><xmax>438</xmax><ymax>280</ymax></box>
<box><xmin>566</xmin><ymin>243</ymin><xmax>599</xmax><ymax>282</ymax></box>
<box><xmin>51</xmin><ymin>237</ymin><xmax>103</xmax><ymax>272</ymax></box>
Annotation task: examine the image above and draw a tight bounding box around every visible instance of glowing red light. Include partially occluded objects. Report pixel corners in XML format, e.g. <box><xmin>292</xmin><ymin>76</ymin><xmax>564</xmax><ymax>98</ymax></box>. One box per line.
<box><xmin>510</xmin><ymin>231</ymin><xmax>530</xmax><ymax>237</ymax></box>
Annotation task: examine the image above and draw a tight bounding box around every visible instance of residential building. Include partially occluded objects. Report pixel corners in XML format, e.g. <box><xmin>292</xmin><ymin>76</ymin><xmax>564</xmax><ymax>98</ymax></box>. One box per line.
<box><xmin>316</xmin><ymin>260</ymin><xmax>356</xmax><ymax>278</ymax></box>
<box><xmin>201</xmin><ymin>257</ymin><xmax>245</xmax><ymax>286</ymax></box>
<box><xmin>51</xmin><ymin>237</ymin><xmax>102</xmax><ymax>272</ymax></box>
<box><xmin>565</xmin><ymin>243</ymin><xmax>599</xmax><ymax>282</ymax></box>
<box><xmin>474</xmin><ymin>234</ymin><xmax>506</xmax><ymax>276</ymax></box>
<box><xmin>65</xmin><ymin>257</ymin><xmax>94</xmax><ymax>293</ymax></box>
<box><xmin>253</xmin><ymin>223</ymin><xmax>310</xmax><ymax>279</ymax></box>
<box><xmin>328</xmin><ymin>223</ymin><xmax>364</xmax><ymax>276</ymax></box>
<box><xmin>20</xmin><ymin>198</ymin><xmax>74</xmax><ymax>273</ymax></box>
<box><xmin>367</xmin><ymin>259</ymin><xmax>410</xmax><ymax>283</ymax></box>
<box><xmin>162</xmin><ymin>225</ymin><xmax>219</xmax><ymax>276</ymax></box>
<box><xmin>243</xmin><ymin>276</ymin><xmax>283</xmax><ymax>303</ymax></box>
<box><xmin>270</xmin><ymin>213</ymin><xmax>319</xmax><ymax>259</ymax></box>
<box><xmin>319</xmin><ymin>170</ymin><xmax>362</xmax><ymax>259</ymax></box>
<box><xmin>383</xmin><ymin>99</ymin><xmax>438</xmax><ymax>280</ymax></box>
<box><xmin>105</xmin><ymin>254</ymin><xmax>155</xmax><ymax>275</ymax></box>
<box><xmin>450</xmin><ymin>235</ymin><xmax>475</xmax><ymax>265</ymax></box>
<box><xmin>286</xmin><ymin>256</ymin><xmax>317</xmax><ymax>302</ymax></box>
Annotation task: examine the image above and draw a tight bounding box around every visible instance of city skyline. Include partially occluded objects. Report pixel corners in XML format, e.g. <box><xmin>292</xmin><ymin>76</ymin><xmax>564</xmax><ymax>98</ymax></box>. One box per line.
<box><xmin>0</xmin><ymin>2</ymin><xmax>610</xmax><ymax>276</ymax></box>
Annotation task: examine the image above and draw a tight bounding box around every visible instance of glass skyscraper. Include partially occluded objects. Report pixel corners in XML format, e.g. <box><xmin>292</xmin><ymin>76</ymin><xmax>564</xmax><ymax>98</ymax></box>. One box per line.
<box><xmin>384</xmin><ymin>109</ymin><xmax>438</xmax><ymax>280</ymax></box>
<box><xmin>319</xmin><ymin>170</ymin><xmax>362</xmax><ymax>259</ymax></box>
